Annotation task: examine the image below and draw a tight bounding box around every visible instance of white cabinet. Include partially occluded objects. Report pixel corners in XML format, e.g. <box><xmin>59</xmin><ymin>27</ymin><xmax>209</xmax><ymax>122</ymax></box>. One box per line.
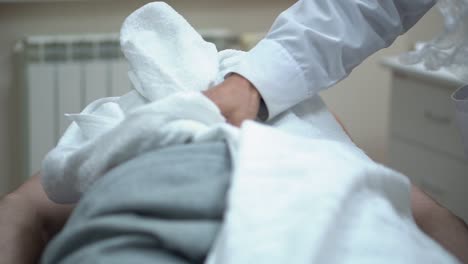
<box><xmin>383</xmin><ymin>57</ymin><xmax>468</xmax><ymax>222</ymax></box>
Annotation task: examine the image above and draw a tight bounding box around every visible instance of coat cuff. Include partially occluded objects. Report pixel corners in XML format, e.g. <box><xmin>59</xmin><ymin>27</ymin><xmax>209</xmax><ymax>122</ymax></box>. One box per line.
<box><xmin>228</xmin><ymin>39</ymin><xmax>308</xmax><ymax>120</ymax></box>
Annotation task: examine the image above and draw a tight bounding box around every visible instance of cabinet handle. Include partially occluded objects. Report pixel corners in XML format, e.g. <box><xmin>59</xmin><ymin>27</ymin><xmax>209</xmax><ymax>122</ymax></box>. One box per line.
<box><xmin>423</xmin><ymin>110</ymin><xmax>452</xmax><ymax>125</ymax></box>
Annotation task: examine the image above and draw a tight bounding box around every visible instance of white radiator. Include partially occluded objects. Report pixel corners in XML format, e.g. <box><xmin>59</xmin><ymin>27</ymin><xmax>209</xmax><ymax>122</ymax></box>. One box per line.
<box><xmin>17</xmin><ymin>34</ymin><xmax>132</xmax><ymax>178</ymax></box>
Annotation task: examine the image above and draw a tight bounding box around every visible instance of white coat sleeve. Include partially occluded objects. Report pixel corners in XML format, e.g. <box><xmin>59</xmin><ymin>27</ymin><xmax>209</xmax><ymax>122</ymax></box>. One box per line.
<box><xmin>229</xmin><ymin>0</ymin><xmax>436</xmax><ymax>120</ymax></box>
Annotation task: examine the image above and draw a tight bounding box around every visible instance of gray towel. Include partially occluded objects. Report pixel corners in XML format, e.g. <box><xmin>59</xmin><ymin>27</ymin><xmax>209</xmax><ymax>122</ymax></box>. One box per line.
<box><xmin>453</xmin><ymin>85</ymin><xmax>468</xmax><ymax>158</ymax></box>
<box><xmin>41</xmin><ymin>141</ymin><xmax>231</xmax><ymax>264</ymax></box>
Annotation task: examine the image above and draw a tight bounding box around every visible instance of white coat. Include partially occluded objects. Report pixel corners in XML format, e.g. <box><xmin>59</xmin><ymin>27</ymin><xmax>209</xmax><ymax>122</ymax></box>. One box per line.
<box><xmin>227</xmin><ymin>0</ymin><xmax>436</xmax><ymax>119</ymax></box>
<box><xmin>226</xmin><ymin>0</ymin><xmax>468</xmax><ymax>157</ymax></box>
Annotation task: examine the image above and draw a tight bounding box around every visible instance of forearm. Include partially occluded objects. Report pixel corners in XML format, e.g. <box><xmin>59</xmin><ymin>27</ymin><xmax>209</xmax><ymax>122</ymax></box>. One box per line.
<box><xmin>0</xmin><ymin>173</ymin><xmax>73</xmax><ymax>264</ymax></box>
<box><xmin>0</xmin><ymin>193</ymin><xmax>46</xmax><ymax>264</ymax></box>
<box><xmin>14</xmin><ymin>173</ymin><xmax>74</xmax><ymax>240</ymax></box>
<box><xmin>411</xmin><ymin>185</ymin><xmax>468</xmax><ymax>263</ymax></box>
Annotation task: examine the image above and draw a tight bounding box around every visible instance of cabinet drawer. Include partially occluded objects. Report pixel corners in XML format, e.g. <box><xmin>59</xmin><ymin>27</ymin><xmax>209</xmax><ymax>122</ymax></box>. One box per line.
<box><xmin>391</xmin><ymin>73</ymin><xmax>465</xmax><ymax>159</ymax></box>
<box><xmin>388</xmin><ymin>138</ymin><xmax>468</xmax><ymax>222</ymax></box>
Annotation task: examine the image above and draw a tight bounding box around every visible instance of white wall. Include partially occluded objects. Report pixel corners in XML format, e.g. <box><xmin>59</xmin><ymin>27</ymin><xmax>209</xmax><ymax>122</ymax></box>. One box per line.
<box><xmin>0</xmin><ymin>1</ymin><xmax>442</xmax><ymax>195</ymax></box>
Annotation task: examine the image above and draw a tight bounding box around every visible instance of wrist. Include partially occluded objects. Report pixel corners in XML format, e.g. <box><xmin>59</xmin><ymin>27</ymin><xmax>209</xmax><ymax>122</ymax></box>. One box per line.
<box><xmin>227</xmin><ymin>74</ymin><xmax>260</xmax><ymax>99</ymax></box>
<box><xmin>224</xmin><ymin>73</ymin><xmax>261</xmax><ymax>114</ymax></box>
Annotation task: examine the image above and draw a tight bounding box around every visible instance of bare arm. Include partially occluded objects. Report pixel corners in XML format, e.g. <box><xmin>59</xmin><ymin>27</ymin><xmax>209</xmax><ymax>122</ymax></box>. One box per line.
<box><xmin>0</xmin><ymin>173</ymin><xmax>73</xmax><ymax>264</ymax></box>
<box><xmin>412</xmin><ymin>185</ymin><xmax>468</xmax><ymax>263</ymax></box>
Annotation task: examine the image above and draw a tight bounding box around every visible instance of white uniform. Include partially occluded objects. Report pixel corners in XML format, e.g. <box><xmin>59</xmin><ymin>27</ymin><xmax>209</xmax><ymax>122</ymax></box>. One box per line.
<box><xmin>229</xmin><ymin>0</ymin><xmax>436</xmax><ymax>120</ymax></box>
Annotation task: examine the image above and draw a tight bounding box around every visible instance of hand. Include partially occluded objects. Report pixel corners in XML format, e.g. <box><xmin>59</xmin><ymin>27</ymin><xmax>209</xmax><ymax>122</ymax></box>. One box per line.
<box><xmin>0</xmin><ymin>174</ymin><xmax>73</xmax><ymax>264</ymax></box>
<box><xmin>203</xmin><ymin>74</ymin><xmax>262</xmax><ymax>127</ymax></box>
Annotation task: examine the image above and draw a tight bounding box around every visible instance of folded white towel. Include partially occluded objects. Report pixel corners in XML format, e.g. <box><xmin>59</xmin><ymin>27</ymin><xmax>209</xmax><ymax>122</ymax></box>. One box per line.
<box><xmin>41</xmin><ymin>2</ymin><xmax>241</xmax><ymax>203</ymax></box>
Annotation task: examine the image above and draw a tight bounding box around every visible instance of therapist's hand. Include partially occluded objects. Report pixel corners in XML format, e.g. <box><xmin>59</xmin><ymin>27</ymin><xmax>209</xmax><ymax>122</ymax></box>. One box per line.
<box><xmin>203</xmin><ymin>74</ymin><xmax>261</xmax><ymax>127</ymax></box>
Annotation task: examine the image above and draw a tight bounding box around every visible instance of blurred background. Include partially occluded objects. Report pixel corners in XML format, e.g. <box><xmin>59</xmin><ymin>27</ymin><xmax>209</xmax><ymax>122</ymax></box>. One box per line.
<box><xmin>0</xmin><ymin>0</ymin><xmax>465</xmax><ymax>219</ymax></box>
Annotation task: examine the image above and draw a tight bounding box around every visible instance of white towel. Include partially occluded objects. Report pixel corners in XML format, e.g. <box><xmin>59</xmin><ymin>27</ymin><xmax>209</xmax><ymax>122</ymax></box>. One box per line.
<box><xmin>41</xmin><ymin>2</ymin><xmax>241</xmax><ymax>203</ymax></box>
<box><xmin>41</xmin><ymin>1</ymin><xmax>351</xmax><ymax>204</ymax></box>
<box><xmin>208</xmin><ymin>121</ymin><xmax>459</xmax><ymax>264</ymax></box>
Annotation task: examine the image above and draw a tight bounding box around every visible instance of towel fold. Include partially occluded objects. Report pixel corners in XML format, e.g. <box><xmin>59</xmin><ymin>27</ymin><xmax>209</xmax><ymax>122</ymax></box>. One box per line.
<box><xmin>41</xmin><ymin>2</ymin><xmax>241</xmax><ymax>203</ymax></box>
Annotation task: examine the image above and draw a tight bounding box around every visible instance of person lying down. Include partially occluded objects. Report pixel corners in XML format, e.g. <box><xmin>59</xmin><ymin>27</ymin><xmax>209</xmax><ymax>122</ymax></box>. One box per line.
<box><xmin>40</xmin><ymin>3</ymin><xmax>462</xmax><ymax>264</ymax></box>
